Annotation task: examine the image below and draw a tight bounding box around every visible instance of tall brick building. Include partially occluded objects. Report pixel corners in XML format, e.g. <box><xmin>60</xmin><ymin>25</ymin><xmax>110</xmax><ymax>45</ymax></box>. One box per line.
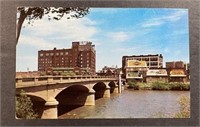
<box><xmin>38</xmin><ymin>41</ymin><xmax>96</xmax><ymax>75</ymax></box>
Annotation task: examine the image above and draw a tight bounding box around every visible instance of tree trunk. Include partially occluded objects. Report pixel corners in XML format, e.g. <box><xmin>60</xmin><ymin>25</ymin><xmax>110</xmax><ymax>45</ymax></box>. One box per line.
<box><xmin>16</xmin><ymin>12</ymin><xmax>26</xmax><ymax>45</ymax></box>
<box><xmin>16</xmin><ymin>8</ymin><xmax>34</xmax><ymax>45</ymax></box>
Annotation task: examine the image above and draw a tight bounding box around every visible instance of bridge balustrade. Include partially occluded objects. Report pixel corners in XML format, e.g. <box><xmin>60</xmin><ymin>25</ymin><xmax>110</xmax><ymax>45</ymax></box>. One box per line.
<box><xmin>16</xmin><ymin>75</ymin><xmax>116</xmax><ymax>87</ymax></box>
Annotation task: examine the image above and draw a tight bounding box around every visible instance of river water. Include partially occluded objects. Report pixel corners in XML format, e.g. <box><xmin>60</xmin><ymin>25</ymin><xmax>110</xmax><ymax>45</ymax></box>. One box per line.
<box><xmin>59</xmin><ymin>90</ymin><xmax>190</xmax><ymax>119</ymax></box>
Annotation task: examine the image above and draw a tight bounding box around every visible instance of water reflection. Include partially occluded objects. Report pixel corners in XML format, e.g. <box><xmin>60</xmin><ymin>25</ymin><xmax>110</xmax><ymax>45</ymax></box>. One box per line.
<box><xmin>59</xmin><ymin>90</ymin><xmax>190</xmax><ymax>119</ymax></box>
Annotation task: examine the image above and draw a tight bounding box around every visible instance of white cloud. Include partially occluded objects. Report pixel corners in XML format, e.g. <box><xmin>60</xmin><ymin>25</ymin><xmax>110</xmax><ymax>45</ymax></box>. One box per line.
<box><xmin>142</xmin><ymin>21</ymin><xmax>164</xmax><ymax>27</ymax></box>
<box><xmin>141</xmin><ymin>9</ymin><xmax>187</xmax><ymax>28</ymax></box>
<box><xmin>21</xmin><ymin>17</ymin><xmax>99</xmax><ymax>43</ymax></box>
<box><xmin>108</xmin><ymin>31</ymin><xmax>131</xmax><ymax>42</ymax></box>
<box><xmin>18</xmin><ymin>35</ymin><xmax>60</xmax><ymax>50</ymax></box>
<box><xmin>114</xmin><ymin>44</ymin><xmax>157</xmax><ymax>55</ymax></box>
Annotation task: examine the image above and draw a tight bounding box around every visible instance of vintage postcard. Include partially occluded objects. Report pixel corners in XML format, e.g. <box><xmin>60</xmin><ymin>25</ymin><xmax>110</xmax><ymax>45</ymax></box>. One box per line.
<box><xmin>16</xmin><ymin>7</ymin><xmax>190</xmax><ymax>119</ymax></box>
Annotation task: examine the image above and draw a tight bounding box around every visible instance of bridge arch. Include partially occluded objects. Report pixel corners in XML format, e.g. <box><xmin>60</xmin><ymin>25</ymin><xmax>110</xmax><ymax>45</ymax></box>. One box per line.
<box><xmin>108</xmin><ymin>81</ymin><xmax>118</xmax><ymax>93</ymax></box>
<box><xmin>93</xmin><ymin>82</ymin><xmax>110</xmax><ymax>99</ymax></box>
<box><xmin>55</xmin><ymin>85</ymin><xmax>94</xmax><ymax>117</ymax></box>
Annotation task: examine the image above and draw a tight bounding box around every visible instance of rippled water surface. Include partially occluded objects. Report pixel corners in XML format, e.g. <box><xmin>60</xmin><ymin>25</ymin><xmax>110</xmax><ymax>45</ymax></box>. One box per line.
<box><xmin>59</xmin><ymin>90</ymin><xmax>190</xmax><ymax>119</ymax></box>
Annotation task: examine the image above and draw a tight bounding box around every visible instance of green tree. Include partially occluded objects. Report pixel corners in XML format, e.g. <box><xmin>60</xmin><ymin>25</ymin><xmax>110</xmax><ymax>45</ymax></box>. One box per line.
<box><xmin>16</xmin><ymin>7</ymin><xmax>89</xmax><ymax>44</ymax></box>
<box><xmin>16</xmin><ymin>90</ymin><xmax>38</xmax><ymax>119</ymax></box>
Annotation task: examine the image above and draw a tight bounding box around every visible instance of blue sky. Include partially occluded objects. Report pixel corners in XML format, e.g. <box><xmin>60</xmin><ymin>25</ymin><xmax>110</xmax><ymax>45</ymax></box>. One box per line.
<box><xmin>16</xmin><ymin>8</ymin><xmax>189</xmax><ymax>72</ymax></box>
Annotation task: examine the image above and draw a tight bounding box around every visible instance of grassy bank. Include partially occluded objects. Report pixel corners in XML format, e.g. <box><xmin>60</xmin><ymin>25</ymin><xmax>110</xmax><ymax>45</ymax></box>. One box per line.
<box><xmin>127</xmin><ymin>81</ymin><xmax>190</xmax><ymax>91</ymax></box>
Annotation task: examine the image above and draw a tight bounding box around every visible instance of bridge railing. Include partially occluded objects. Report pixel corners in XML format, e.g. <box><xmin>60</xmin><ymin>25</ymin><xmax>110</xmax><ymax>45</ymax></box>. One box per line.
<box><xmin>16</xmin><ymin>75</ymin><xmax>116</xmax><ymax>87</ymax></box>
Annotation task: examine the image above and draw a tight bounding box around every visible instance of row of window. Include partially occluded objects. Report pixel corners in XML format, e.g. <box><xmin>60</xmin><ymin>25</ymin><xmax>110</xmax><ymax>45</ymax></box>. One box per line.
<box><xmin>127</xmin><ymin>57</ymin><xmax>161</xmax><ymax>61</ymax></box>
<box><xmin>40</xmin><ymin>52</ymin><xmax>69</xmax><ymax>57</ymax></box>
<box><xmin>40</xmin><ymin>52</ymin><xmax>92</xmax><ymax>57</ymax></box>
<box><xmin>39</xmin><ymin>63</ymin><xmax>91</xmax><ymax>69</ymax></box>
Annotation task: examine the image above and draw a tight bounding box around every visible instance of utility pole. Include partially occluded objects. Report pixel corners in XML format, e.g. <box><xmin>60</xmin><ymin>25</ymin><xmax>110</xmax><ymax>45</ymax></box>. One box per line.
<box><xmin>118</xmin><ymin>71</ymin><xmax>122</xmax><ymax>93</ymax></box>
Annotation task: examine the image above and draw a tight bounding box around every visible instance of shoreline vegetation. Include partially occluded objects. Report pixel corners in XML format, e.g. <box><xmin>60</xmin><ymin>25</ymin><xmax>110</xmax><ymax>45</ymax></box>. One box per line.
<box><xmin>127</xmin><ymin>80</ymin><xmax>190</xmax><ymax>91</ymax></box>
<box><xmin>151</xmin><ymin>96</ymin><xmax>190</xmax><ymax>118</ymax></box>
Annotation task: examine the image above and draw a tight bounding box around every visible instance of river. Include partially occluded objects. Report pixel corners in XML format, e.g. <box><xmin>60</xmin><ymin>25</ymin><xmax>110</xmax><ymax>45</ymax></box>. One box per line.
<box><xmin>59</xmin><ymin>90</ymin><xmax>190</xmax><ymax>119</ymax></box>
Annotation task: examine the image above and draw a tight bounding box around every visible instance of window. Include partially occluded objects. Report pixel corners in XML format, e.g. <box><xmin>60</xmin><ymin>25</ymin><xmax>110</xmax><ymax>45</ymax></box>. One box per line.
<box><xmin>60</xmin><ymin>52</ymin><xmax>63</xmax><ymax>55</ymax></box>
<box><xmin>46</xmin><ymin>53</ymin><xmax>49</xmax><ymax>56</ymax></box>
<box><xmin>50</xmin><ymin>53</ymin><xmax>54</xmax><ymax>56</ymax></box>
<box><xmin>40</xmin><ymin>53</ymin><xmax>43</xmax><ymax>57</ymax></box>
<box><xmin>65</xmin><ymin>52</ymin><xmax>68</xmax><ymax>55</ymax></box>
<box><xmin>56</xmin><ymin>53</ymin><xmax>59</xmax><ymax>56</ymax></box>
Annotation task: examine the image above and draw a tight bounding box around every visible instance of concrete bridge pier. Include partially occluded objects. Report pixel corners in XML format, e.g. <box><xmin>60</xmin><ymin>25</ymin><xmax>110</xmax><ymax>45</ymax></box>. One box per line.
<box><xmin>113</xmin><ymin>85</ymin><xmax>119</xmax><ymax>93</ymax></box>
<box><xmin>41</xmin><ymin>97</ymin><xmax>59</xmax><ymax>119</ymax></box>
<box><xmin>103</xmin><ymin>83</ymin><xmax>111</xmax><ymax>98</ymax></box>
<box><xmin>122</xmin><ymin>85</ymin><xmax>125</xmax><ymax>91</ymax></box>
<box><xmin>84</xmin><ymin>89</ymin><xmax>95</xmax><ymax>105</ymax></box>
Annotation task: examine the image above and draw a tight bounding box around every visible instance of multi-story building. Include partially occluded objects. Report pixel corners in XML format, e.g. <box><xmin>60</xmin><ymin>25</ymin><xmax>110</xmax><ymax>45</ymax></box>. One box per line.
<box><xmin>122</xmin><ymin>54</ymin><xmax>163</xmax><ymax>70</ymax></box>
<box><xmin>166</xmin><ymin>61</ymin><xmax>189</xmax><ymax>82</ymax></box>
<box><xmin>38</xmin><ymin>41</ymin><xmax>96</xmax><ymax>75</ymax></box>
<box><xmin>122</xmin><ymin>54</ymin><xmax>163</xmax><ymax>79</ymax></box>
<box><xmin>146</xmin><ymin>69</ymin><xmax>168</xmax><ymax>83</ymax></box>
<box><xmin>124</xmin><ymin>60</ymin><xmax>148</xmax><ymax>82</ymax></box>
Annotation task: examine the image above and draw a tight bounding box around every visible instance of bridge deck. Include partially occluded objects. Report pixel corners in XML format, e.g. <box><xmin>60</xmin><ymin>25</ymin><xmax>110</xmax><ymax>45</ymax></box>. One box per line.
<box><xmin>16</xmin><ymin>76</ymin><xmax>118</xmax><ymax>88</ymax></box>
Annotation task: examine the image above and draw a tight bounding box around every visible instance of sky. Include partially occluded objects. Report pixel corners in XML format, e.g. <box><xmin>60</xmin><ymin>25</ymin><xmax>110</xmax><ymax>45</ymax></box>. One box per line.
<box><xmin>16</xmin><ymin>8</ymin><xmax>189</xmax><ymax>72</ymax></box>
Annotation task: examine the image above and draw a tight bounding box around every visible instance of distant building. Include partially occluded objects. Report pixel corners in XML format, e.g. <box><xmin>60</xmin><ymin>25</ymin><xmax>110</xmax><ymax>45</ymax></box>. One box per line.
<box><xmin>166</xmin><ymin>61</ymin><xmax>185</xmax><ymax>68</ymax></box>
<box><xmin>122</xmin><ymin>54</ymin><xmax>163</xmax><ymax>70</ymax></box>
<box><xmin>38</xmin><ymin>41</ymin><xmax>96</xmax><ymax>75</ymax></box>
<box><xmin>146</xmin><ymin>69</ymin><xmax>168</xmax><ymax>83</ymax></box>
<box><xmin>123</xmin><ymin>59</ymin><xmax>148</xmax><ymax>82</ymax></box>
<box><xmin>97</xmin><ymin>66</ymin><xmax>120</xmax><ymax>77</ymax></box>
<box><xmin>169</xmin><ymin>68</ymin><xmax>187</xmax><ymax>82</ymax></box>
<box><xmin>122</xmin><ymin>54</ymin><xmax>163</xmax><ymax>82</ymax></box>
<box><xmin>166</xmin><ymin>61</ymin><xmax>189</xmax><ymax>82</ymax></box>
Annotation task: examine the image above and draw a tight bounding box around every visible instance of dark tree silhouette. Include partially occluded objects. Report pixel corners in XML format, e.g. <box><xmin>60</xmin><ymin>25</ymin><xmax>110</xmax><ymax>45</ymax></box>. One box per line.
<box><xmin>16</xmin><ymin>7</ymin><xmax>89</xmax><ymax>44</ymax></box>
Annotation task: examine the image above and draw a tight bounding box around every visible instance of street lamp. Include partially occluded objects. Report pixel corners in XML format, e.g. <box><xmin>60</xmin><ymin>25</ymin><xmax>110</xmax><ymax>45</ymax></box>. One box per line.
<box><xmin>118</xmin><ymin>70</ymin><xmax>122</xmax><ymax>93</ymax></box>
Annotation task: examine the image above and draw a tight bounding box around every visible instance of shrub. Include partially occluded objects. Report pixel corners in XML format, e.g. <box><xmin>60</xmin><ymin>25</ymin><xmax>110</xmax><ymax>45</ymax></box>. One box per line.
<box><xmin>151</xmin><ymin>81</ymin><xmax>170</xmax><ymax>90</ymax></box>
<box><xmin>16</xmin><ymin>90</ymin><xmax>38</xmax><ymax>119</ymax></box>
<box><xmin>181</xmin><ymin>83</ymin><xmax>190</xmax><ymax>90</ymax></box>
<box><xmin>127</xmin><ymin>80</ymin><xmax>139</xmax><ymax>90</ymax></box>
<box><xmin>169</xmin><ymin>82</ymin><xmax>181</xmax><ymax>90</ymax></box>
<box><xmin>61</xmin><ymin>72</ymin><xmax>76</xmax><ymax>76</ymax></box>
<box><xmin>169</xmin><ymin>82</ymin><xmax>190</xmax><ymax>91</ymax></box>
<box><xmin>151</xmin><ymin>82</ymin><xmax>190</xmax><ymax>91</ymax></box>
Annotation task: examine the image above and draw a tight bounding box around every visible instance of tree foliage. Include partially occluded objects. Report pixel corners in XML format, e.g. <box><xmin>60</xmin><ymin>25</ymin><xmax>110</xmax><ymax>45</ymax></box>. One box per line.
<box><xmin>16</xmin><ymin>90</ymin><xmax>38</xmax><ymax>119</ymax></box>
<box><xmin>16</xmin><ymin>7</ymin><xmax>89</xmax><ymax>44</ymax></box>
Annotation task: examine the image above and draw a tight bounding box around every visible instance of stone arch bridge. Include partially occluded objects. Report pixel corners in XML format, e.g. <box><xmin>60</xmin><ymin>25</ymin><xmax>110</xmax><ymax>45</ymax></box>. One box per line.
<box><xmin>16</xmin><ymin>76</ymin><xmax>125</xmax><ymax>119</ymax></box>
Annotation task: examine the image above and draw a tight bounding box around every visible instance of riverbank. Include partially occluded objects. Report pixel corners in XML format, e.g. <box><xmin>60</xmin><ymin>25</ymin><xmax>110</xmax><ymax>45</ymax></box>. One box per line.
<box><xmin>127</xmin><ymin>81</ymin><xmax>190</xmax><ymax>91</ymax></box>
